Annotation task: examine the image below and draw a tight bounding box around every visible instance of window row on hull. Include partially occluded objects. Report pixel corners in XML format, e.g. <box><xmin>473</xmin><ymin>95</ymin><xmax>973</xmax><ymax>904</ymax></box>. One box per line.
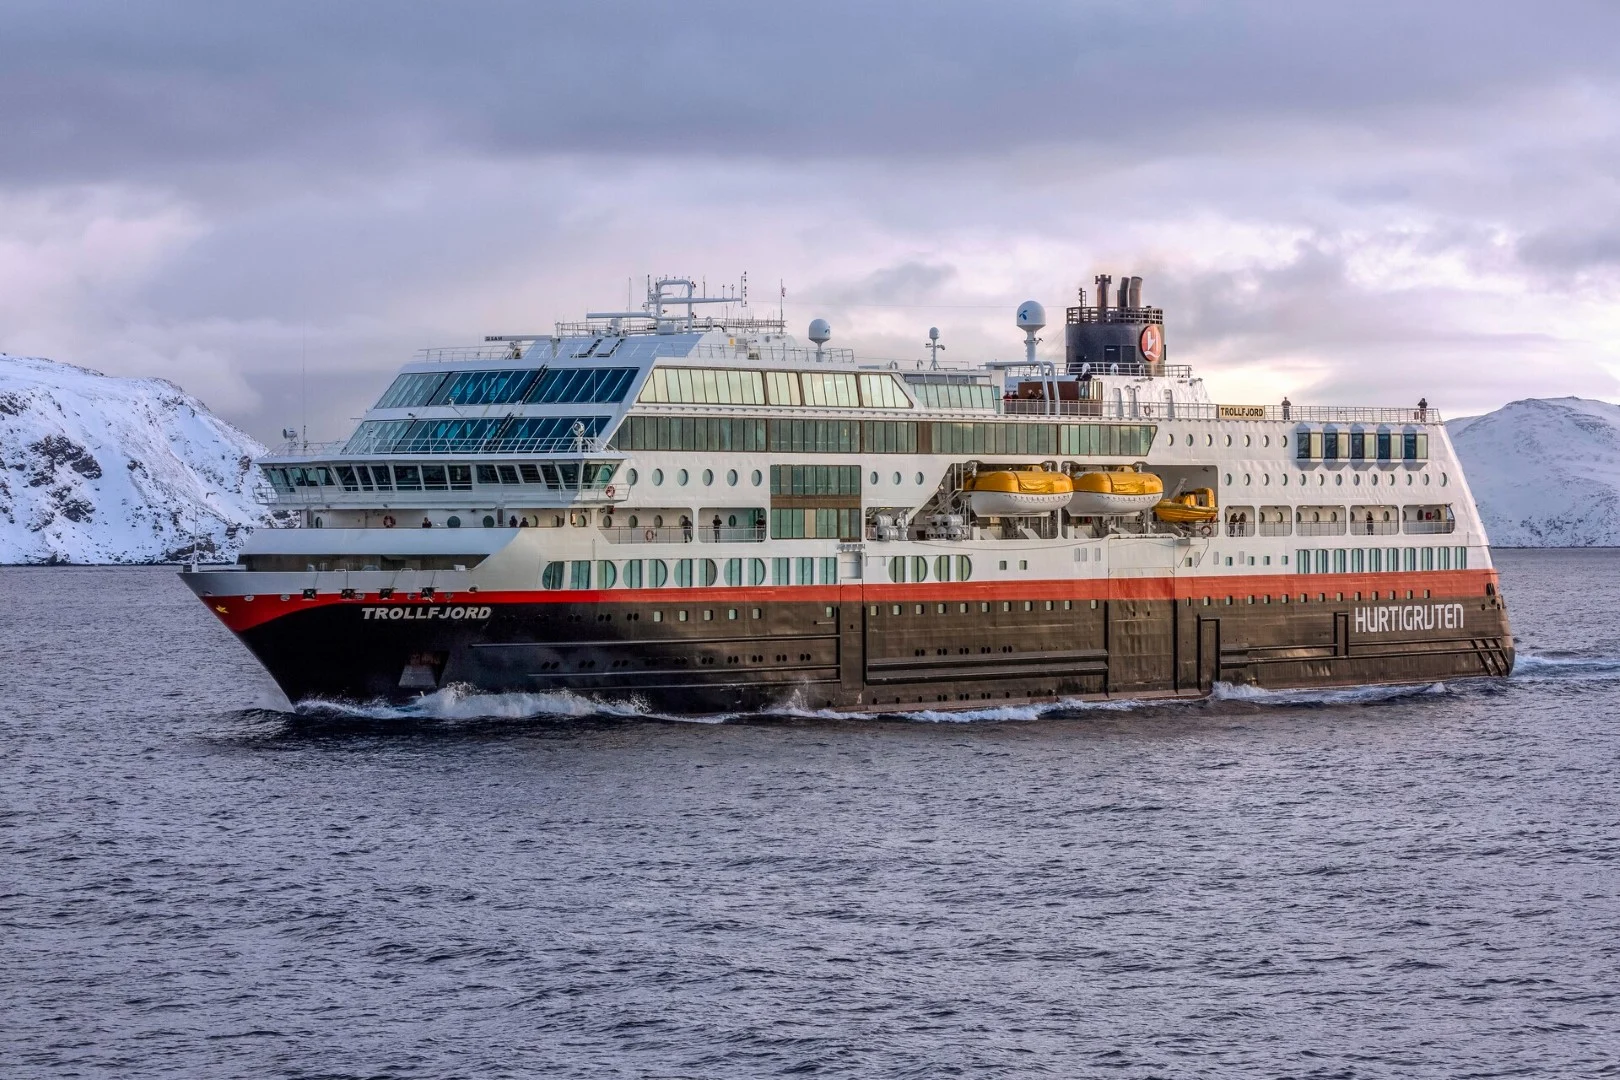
<box><xmin>542</xmin><ymin>556</ymin><xmax>839</xmax><ymax>590</ymax></box>
<box><xmin>266</xmin><ymin>459</ymin><xmax>618</xmax><ymax>494</ymax></box>
<box><xmin>1297</xmin><ymin>430</ymin><xmax>1429</xmax><ymax>461</ymax></box>
<box><xmin>611</xmin><ymin>416</ymin><xmax>1157</xmax><ymax>457</ymax></box>
<box><xmin>1296</xmin><ymin>547</ymin><xmax>1469</xmax><ymax>573</ymax></box>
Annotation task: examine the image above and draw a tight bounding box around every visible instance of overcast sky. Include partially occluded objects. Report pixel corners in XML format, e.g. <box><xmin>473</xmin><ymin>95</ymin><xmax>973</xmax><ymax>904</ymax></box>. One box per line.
<box><xmin>3</xmin><ymin>0</ymin><xmax>1619</xmax><ymax>443</ymax></box>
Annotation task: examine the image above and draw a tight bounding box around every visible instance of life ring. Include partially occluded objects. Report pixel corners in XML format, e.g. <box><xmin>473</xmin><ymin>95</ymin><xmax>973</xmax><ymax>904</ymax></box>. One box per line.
<box><xmin>383</xmin><ymin>515</ymin><xmax>396</xmax><ymax>529</ymax></box>
<box><xmin>644</xmin><ymin>528</ymin><xmax>656</xmax><ymax>542</ymax></box>
<box><xmin>605</xmin><ymin>484</ymin><xmax>616</xmax><ymax>497</ymax></box>
<box><xmin>1196</xmin><ymin>522</ymin><xmax>1214</xmax><ymax>538</ymax></box>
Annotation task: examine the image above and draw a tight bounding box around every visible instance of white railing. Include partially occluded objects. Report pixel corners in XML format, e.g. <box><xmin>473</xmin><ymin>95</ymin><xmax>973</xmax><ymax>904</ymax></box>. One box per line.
<box><xmin>1001</xmin><ymin>399</ymin><xmax>1442</xmax><ymax>423</ymax></box>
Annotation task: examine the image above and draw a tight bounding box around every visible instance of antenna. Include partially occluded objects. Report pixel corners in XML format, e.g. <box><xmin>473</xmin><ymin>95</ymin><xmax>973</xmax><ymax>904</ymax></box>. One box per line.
<box><xmin>926</xmin><ymin>326</ymin><xmax>945</xmax><ymax>367</ymax></box>
<box><xmin>300</xmin><ymin>322</ymin><xmax>308</xmax><ymax>450</ymax></box>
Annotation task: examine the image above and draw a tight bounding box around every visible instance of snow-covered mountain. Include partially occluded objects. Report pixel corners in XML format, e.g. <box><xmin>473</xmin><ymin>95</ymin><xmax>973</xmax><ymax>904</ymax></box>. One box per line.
<box><xmin>1449</xmin><ymin>396</ymin><xmax>1620</xmax><ymax>547</ymax></box>
<box><xmin>0</xmin><ymin>355</ymin><xmax>278</xmax><ymax>564</ymax></box>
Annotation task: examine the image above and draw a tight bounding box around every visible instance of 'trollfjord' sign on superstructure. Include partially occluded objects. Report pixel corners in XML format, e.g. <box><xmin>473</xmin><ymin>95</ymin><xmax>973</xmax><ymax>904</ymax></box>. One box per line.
<box><xmin>181</xmin><ymin>273</ymin><xmax>1514</xmax><ymax>710</ymax></box>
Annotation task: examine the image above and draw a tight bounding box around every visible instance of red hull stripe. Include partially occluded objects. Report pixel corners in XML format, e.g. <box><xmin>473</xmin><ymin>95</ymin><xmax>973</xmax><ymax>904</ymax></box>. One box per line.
<box><xmin>200</xmin><ymin>569</ymin><xmax>1501</xmax><ymax>634</ymax></box>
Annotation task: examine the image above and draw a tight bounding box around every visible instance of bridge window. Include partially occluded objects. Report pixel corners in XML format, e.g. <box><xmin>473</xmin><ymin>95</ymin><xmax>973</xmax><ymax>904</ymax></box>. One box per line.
<box><xmin>528</xmin><ymin>367</ymin><xmax>637</xmax><ymax>404</ymax></box>
<box><xmin>375</xmin><ymin>371</ymin><xmax>449</xmax><ymax>409</ymax></box>
<box><xmin>433</xmin><ymin>368</ymin><xmax>541</xmax><ymax>406</ymax></box>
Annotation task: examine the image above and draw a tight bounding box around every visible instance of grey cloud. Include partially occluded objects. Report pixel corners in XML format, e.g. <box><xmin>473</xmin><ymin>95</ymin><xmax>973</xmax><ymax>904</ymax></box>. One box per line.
<box><xmin>1517</xmin><ymin>228</ymin><xmax>1620</xmax><ymax>273</ymax></box>
<box><xmin>3</xmin><ymin>0</ymin><xmax>1619</xmax><ymax>188</ymax></box>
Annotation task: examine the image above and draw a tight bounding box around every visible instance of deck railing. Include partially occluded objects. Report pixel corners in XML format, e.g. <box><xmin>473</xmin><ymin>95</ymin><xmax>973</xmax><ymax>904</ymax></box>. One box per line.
<box><xmin>1403</xmin><ymin>519</ymin><xmax>1456</xmax><ymax>535</ymax></box>
<box><xmin>1002</xmin><ymin>399</ymin><xmax>1442</xmax><ymax>423</ymax></box>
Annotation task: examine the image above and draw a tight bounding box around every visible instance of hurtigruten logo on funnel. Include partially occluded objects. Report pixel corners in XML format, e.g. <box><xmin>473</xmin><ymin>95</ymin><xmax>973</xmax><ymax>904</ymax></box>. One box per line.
<box><xmin>1354</xmin><ymin>602</ymin><xmax>1466</xmax><ymax>634</ymax></box>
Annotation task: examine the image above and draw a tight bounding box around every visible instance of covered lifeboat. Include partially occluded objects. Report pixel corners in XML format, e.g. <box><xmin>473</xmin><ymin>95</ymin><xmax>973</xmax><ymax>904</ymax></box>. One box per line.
<box><xmin>1153</xmin><ymin>487</ymin><xmax>1218</xmax><ymax>525</ymax></box>
<box><xmin>965</xmin><ymin>469</ymin><xmax>1074</xmax><ymax>517</ymax></box>
<box><xmin>1066</xmin><ymin>467</ymin><xmax>1164</xmax><ymax>516</ymax></box>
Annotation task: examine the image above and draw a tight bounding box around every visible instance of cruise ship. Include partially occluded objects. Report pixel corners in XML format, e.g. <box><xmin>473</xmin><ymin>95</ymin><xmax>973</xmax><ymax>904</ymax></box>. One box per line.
<box><xmin>181</xmin><ymin>274</ymin><xmax>1514</xmax><ymax>712</ymax></box>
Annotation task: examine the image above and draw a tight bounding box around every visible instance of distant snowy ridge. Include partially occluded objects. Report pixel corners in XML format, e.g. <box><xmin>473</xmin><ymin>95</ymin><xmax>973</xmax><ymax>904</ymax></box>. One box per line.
<box><xmin>1449</xmin><ymin>396</ymin><xmax>1620</xmax><ymax>547</ymax></box>
<box><xmin>0</xmin><ymin>355</ymin><xmax>277</xmax><ymax>564</ymax></box>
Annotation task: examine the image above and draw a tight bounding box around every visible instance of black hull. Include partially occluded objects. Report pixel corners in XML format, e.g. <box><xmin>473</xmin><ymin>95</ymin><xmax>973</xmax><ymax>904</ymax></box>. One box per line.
<box><xmin>229</xmin><ymin>584</ymin><xmax>1515</xmax><ymax>714</ymax></box>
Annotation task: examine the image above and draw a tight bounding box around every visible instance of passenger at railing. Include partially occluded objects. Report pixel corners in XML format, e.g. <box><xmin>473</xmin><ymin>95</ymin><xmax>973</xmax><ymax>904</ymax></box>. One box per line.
<box><xmin>1365</xmin><ymin>511</ymin><xmax>1374</xmax><ymax>534</ymax></box>
<box><xmin>1281</xmin><ymin>396</ymin><xmax>1291</xmax><ymax>420</ymax></box>
<box><xmin>508</xmin><ymin>515</ymin><xmax>517</xmax><ymax>528</ymax></box>
<box><xmin>520</xmin><ymin>516</ymin><xmax>530</xmax><ymax>528</ymax></box>
<box><xmin>1417</xmin><ymin>397</ymin><xmax>1429</xmax><ymax>421</ymax></box>
<box><xmin>681</xmin><ymin>515</ymin><xmax>693</xmax><ymax>543</ymax></box>
<box><xmin>421</xmin><ymin>517</ymin><xmax>432</xmax><ymax>528</ymax></box>
<box><xmin>711</xmin><ymin>514</ymin><xmax>722</xmax><ymax>539</ymax></box>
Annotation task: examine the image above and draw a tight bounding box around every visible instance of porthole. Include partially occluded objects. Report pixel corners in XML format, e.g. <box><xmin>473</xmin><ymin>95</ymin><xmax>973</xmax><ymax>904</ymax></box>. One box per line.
<box><xmin>1441</xmin><ymin>472</ymin><xmax>1449</xmax><ymax>487</ymax></box>
<box><xmin>1244</xmin><ymin>473</ymin><xmax>1251</xmax><ymax>485</ymax></box>
<box><xmin>482</xmin><ymin>515</ymin><xmax>495</xmax><ymax>527</ymax></box>
<box><xmin>1224</xmin><ymin>472</ymin><xmax>1233</xmax><ymax>485</ymax></box>
<box><xmin>1263</xmin><ymin>435</ymin><xmax>1271</xmax><ymax>447</ymax></box>
<box><xmin>1317</xmin><ymin>474</ymin><xmax>1325</xmax><ymax>486</ymax></box>
<box><xmin>726</xmin><ymin>469</ymin><xmax>738</xmax><ymax>486</ymax></box>
<box><xmin>1186</xmin><ymin>434</ymin><xmax>1194</xmax><ymax>446</ymax></box>
<box><xmin>702</xmin><ymin>468</ymin><xmax>714</xmax><ymax>486</ymax></box>
<box><xmin>1164</xmin><ymin>433</ymin><xmax>1174</xmax><ymax>446</ymax></box>
<box><xmin>1206</xmin><ymin>434</ymin><xmax>1214</xmax><ymax>446</ymax></box>
<box><xmin>1299</xmin><ymin>473</ymin><xmax>1307</xmax><ymax>485</ymax></box>
<box><xmin>1353</xmin><ymin>474</ymin><xmax>1361</xmax><ymax>486</ymax></box>
<box><xmin>1335</xmin><ymin>474</ymin><xmax>1343</xmax><ymax>486</ymax></box>
<box><xmin>915</xmin><ymin>472</ymin><xmax>925</xmax><ymax>485</ymax></box>
<box><xmin>870</xmin><ymin>471</ymin><xmax>879</xmax><ymax>484</ymax></box>
<box><xmin>677</xmin><ymin>469</ymin><xmax>689</xmax><ymax>485</ymax></box>
<box><xmin>1281</xmin><ymin>474</ymin><xmax>1289</xmax><ymax>486</ymax></box>
<box><xmin>892</xmin><ymin>471</ymin><xmax>902</xmax><ymax>485</ymax></box>
<box><xmin>1225</xmin><ymin>434</ymin><xmax>1233</xmax><ymax>446</ymax></box>
<box><xmin>751</xmin><ymin>469</ymin><xmax>763</xmax><ymax>486</ymax></box>
<box><xmin>627</xmin><ymin>468</ymin><xmax>639</xmax><ymax>485</ymax></box>
<box><xmin>1406</xmin><ymin>474</ymin><xmax>1414</xmax><ymax>485</ymax></box>
<box><xmin>1281</xmin><ymin>435</ymin><xmax>1288</xmax><ymax>447</ymax></box>
<box><xmin>1371</xmin><ymin>473</ymin><xmax>1380</xmax><ymax>486</ymax></box>
<box><xmin>446</xmin><ymin>515</ymin><xmax>461</xmax><ymax>528</ymax></box>
<box><xmin>1423</xmin><ymin>473</ymin><xmax>1431</xmax><ymax>485</ymax></box>
<box><xmin>652</xmin><ymin>468</ymin><xmax>664</xmax><ymax>486</ymax></box>
<box><xmin>1262</xmin><ymin>474</ymin><xmax>1270</xmax><ymax>485</ymax></box>
<box><xmin>1244</xmin><ymin>435</ymin><xmax>1252</xmax><ymax>446</ymax></box>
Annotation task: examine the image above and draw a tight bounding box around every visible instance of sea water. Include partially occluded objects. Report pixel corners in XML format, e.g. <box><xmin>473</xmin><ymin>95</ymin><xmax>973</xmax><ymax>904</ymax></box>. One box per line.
<box><xmin>1</xmin><ymin>550</ymin><xmax>1615</xmax><ymax>1077</ymax></box>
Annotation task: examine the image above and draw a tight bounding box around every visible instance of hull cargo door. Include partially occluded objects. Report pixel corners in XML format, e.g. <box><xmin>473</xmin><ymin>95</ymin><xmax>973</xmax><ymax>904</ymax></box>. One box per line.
<box><xmin>1197</xmin><ymin>617</ymin><xmax>1220</xmax><ymax>693</ymax></box>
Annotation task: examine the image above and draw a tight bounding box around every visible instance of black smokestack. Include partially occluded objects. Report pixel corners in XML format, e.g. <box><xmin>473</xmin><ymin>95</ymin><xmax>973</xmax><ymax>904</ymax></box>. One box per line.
<box><xmin>1128</xmin><ymin>276</ymin><xmax>1142</xmax><ymax>308</ymax></box>
<box><xmin>1094</xmin><ymin>274</ymin><xmax>1111</xmax><ymax>314</ymax></box>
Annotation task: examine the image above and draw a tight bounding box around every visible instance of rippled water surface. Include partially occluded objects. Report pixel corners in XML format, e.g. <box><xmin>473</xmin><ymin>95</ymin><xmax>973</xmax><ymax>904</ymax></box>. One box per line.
<box><xmin>3</xmin><ymin>551</ymin><xmax>1617</xmax><ymax>1078</ymax></box>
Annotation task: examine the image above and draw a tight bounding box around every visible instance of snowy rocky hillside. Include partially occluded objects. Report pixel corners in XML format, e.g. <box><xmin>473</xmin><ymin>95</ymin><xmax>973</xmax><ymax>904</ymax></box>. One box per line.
<box><xmin>1449</xmin><ymin>397</ymin><xmax>1620</xmax><ymax>547</ymax></box>
<box><xmin>0</xmin><ymin>355</ymin><xmax>278</xmax><ymax>564</ymax></box>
